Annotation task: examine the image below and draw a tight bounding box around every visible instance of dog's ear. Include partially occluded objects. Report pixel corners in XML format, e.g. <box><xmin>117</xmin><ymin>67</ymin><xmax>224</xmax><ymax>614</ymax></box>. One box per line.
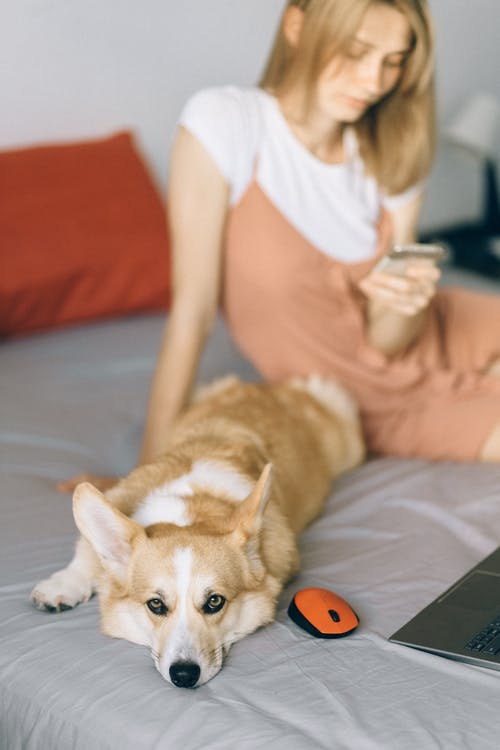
<box><xmin>73</xmin><ymin>482</ymin><xmax>144</xmax><ymax>583</ymax></box>
<box><xmin>232</xmin><ymin>463</ymin><xmax>273</xmax><ymax>539</ymax></box>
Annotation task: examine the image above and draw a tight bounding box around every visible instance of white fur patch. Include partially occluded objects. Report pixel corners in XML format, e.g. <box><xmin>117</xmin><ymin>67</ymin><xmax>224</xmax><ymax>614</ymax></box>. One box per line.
<box><xmin>187</xmin><ymin>460</ymin><xmax>253</xmax><ymax>501</ymax></box>
<box><xmin>174</xmin><ymin>547</ymin><xmax>193</xmax><ymax>608</ymax></box>
<box><xmin>133</xmin><ymin>494</ymin><xmax>190</xmax><ymax>527</ymax></box>
<box><xmin>289</xmin><ymin>374</ymin><xmax>359</xmax><ymax>423</ymax></box>
<box><xmin>160</xmin><ymin>547</ymin><xmax>194</xmax><ymax>666</ymax></box>
<box><xmin>132</xmin><ymin>460</ymin><xmax>253</xmax><ymax>528</ymax></box>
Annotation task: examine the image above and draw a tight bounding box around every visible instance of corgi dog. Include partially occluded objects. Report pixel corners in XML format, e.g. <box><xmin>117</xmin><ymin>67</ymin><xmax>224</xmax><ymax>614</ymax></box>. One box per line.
<box><xmin>31</xmin><ymin>376</ymin><xmax>364</xmax><ymax>688</ymax></box>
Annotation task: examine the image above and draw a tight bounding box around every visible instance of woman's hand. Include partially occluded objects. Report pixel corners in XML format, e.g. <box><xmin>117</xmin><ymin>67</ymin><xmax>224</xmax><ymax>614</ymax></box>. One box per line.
<box><xmin>359</xmin><ymin>259</ymin><xmax>441</xmax><ymax>316</ymax></box>
<box><xmin>359</xmin><ymin>259</ymin><xmax>441</xmax><ymax>357</ymax></box>
<box><xmin>56</xmin><ymin>474</ymin><xmax>119</xmax><ymax>493</ymax></box>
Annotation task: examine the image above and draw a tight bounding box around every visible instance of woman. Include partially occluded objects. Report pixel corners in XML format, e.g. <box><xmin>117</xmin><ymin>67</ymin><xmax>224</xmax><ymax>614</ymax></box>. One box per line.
<box><xmin>61</xmin><ymin>0</ymin><xmax>500</xmax><ymax>492</ymax></box>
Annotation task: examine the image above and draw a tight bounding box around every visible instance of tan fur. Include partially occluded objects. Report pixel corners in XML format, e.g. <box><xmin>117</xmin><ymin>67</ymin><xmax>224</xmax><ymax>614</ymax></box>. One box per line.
<box><xmin>31</xmin><ymin>376</ymin><xmax>364</xmax><ymax>687</ymax></box>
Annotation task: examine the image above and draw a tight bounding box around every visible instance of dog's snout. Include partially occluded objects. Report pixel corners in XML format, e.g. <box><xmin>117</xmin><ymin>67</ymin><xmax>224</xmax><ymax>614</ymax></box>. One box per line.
<box><xmin>169</xmin><ymin>661</ymin><xmax>201</xmax><ymax>688</ymax></box>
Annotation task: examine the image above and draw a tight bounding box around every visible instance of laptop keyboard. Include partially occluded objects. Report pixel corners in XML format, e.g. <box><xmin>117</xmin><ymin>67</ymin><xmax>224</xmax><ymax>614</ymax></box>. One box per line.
<box><xmin>465</xmin><ymin>614</ymin><xmax>500</xmax><ymax>654</ymax></box>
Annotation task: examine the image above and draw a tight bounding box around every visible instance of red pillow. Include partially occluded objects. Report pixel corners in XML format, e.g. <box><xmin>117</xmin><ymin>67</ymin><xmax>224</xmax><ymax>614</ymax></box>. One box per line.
<box><xmin>0</xmin><ymin>132</ymin><xmax>171</xmax><ymax>336</ymax></box>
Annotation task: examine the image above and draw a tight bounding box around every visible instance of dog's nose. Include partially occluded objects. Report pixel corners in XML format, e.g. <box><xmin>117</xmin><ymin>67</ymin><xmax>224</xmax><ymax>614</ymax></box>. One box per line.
<box><xmin>169</xmin><ymin>661</ymin><xmax>201</xmax><ymax>688</ymax></box>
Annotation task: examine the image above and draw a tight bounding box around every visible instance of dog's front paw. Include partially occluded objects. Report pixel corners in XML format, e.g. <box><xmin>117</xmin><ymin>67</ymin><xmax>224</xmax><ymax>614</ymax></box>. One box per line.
<box><xmin>31</xmin><ymin>568</ymin><xmax>94</xmax><ymax>613</ymax></box>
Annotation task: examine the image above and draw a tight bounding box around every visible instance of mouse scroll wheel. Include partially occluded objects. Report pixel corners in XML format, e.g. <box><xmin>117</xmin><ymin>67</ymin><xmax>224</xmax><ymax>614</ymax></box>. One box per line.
<box><xmin>328</xmin><ymin>609</ymin><xmax>340</xmax><ymax>623</ymax></box>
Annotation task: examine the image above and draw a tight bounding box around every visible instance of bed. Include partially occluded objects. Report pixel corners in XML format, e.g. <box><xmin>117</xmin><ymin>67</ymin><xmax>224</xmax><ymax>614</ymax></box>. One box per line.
<box><xmin>2</xmin><ymin>273</ymin><xmax>500</xmax><ymax>749</ymax></box>
<box><xmin>3</xmin><ymin>0</ymin><xmax>500</xmax><ymax>742</ymax></box>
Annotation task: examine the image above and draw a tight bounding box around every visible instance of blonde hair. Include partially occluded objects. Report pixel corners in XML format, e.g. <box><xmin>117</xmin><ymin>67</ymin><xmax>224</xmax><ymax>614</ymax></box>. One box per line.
<box><xmin>260</xmin><ymin>0</ymin><xmax>436</xmax><ymax>195</ymax></box>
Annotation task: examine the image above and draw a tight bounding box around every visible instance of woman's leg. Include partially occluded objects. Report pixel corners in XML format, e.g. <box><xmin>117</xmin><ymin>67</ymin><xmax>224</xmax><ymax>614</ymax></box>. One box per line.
<box><xmin>433</xmin><ymin>288</ymin><xmax>500</xmax><ymax>462</ymax></box>
<box><xmin>433</xmin><ymin>288</ymin><xmax>500</xmax><ymax>376</ymax></box>
<box><xmin>480</xmin><ymin>421</ymin><xmax>500</xmax><ymax>462</ymax></box>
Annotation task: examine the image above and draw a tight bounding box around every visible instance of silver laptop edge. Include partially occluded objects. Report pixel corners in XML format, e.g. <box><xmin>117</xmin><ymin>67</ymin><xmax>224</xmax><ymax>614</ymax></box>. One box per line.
<box><xmin>389</xmin><ymin>546</ymin><xmax>500</xmax><ymax>671</ymax></box>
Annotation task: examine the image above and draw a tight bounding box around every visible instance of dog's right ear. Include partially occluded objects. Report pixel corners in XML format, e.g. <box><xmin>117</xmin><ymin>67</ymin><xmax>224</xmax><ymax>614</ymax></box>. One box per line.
<box><xmin>73</xmin><ymin>482</ymin><xmax>144</xmax><ymax>584</ymax></box>
<box><xmin>232</xmin><ymin>463</ymin><xmax>273</xmax><ymax>539</ymax></box>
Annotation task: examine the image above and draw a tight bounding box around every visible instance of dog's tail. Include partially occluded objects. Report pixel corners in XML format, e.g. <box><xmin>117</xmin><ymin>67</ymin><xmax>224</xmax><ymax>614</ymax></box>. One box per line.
<box><xmin>288</xmin><ymin>374</ymin><xmax>358</xmax><ymax>423</ymax></box>
<box><xmin>288</xmin><ymin>375</ymin><xmax>365</xmax><ymax>473</ymax></box>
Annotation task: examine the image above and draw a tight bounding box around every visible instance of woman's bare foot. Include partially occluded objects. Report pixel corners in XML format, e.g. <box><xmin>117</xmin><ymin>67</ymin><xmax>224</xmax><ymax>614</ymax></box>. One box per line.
<box><xmin>485</xmin><ymin>358</ymin><xmax>500</xmax><ymax>379</ymax></box>
<box><xmin>479</xmin><ymin>422</ymin><xmax>500</xmax><ymax>463</ymax></box>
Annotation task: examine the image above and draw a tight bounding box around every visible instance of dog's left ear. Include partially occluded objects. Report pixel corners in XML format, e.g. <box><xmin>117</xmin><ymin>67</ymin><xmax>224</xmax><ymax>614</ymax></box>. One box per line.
<box><xmin>73</xmin><ymin>482</ymin><xmax>144</xmax><ymax>584</ymax></box>
<box><xmin>232</xmin><ymin>463</ymin><xmax>273</xmax><ymax>538</ymax></box>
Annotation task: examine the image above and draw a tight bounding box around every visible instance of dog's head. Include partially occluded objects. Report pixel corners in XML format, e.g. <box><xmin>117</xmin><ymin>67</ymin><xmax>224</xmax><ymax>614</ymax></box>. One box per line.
<box><xmin>73</xmin><ymin>465</ymin><xmax>277</xmax><ymax>688</ymax></box>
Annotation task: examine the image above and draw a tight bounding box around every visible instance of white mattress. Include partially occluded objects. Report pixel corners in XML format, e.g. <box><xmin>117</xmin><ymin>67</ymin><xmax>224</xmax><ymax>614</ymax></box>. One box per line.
<box><xmin>2</xmin><ymin>306</ymin><xmax>500</xmax><ymax>750</ymax></box>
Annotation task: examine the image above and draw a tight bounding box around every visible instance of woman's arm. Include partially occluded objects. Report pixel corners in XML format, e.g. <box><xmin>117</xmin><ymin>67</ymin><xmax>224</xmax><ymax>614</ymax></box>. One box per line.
<box><xmin>359</xmin><ymin>193</ymin><xmax>440</xmax><ymax>358</ymax></box>
<box><xmin>138</xmin><ymin>127</ymin><xmax>230</xmax><ymax>464</ymax></box>
<box><xmin>57</xmin><ymin>127</ymin><xmax>230</xmax><ymax>491</ymax></box>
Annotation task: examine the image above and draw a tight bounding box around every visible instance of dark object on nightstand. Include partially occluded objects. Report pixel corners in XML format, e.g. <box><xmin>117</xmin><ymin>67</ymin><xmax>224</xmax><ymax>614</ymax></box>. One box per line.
<box><xmin>434</xmin><ymin>93</ymin><xmax>500</xmax><ymax>279</ymax></box>
<box><xmin>421</xmin><ymin>161</ymin><xmax>500</xmax><ymax>278</ymax></box>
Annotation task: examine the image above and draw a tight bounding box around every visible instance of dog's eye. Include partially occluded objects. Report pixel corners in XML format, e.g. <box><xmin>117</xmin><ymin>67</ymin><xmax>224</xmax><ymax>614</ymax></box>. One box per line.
<box><xmin>146</xmin><ymin>598</ymin><xmax>168</xmax><ymax>616</ymax></box>
<box><xmin>203</xmin><ymin>594</ymin><xmax>226</xmax><ymax>614</ymax></box>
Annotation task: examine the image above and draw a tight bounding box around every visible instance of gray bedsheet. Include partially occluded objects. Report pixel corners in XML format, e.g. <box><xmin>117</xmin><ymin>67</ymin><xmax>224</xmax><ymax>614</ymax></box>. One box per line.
<box><xmin>2</xmin><ymin>308</ymin><xmax>500</xmax><ymax>750</ymax></box>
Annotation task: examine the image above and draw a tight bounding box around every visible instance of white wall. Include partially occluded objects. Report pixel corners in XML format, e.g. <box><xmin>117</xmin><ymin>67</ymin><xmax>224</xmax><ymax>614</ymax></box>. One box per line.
<box><xmin>430</xmin><ymin>0</ymin><xmax>500</xmax><ymax>122</ymax></box>
<box><xmin>0</xmin><ymin>0</ymin><xmax>284</xmax><ymax>187</ymax></box>
<box><xmin>421</xmin><ymin>0</ymin><xmax>500</xmax><ymax>230</ymax></box>
<box><xmin>1</xmin><ymin>0</ymin><xmax>499</xmax><ymax>230</ymax></box>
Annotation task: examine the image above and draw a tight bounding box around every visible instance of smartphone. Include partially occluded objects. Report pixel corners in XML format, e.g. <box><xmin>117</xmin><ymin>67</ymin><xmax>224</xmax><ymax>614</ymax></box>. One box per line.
<box><xmin>374</xmin><ymin>243</ymin><xmax>449</xmax><ymax>276</ymax></box>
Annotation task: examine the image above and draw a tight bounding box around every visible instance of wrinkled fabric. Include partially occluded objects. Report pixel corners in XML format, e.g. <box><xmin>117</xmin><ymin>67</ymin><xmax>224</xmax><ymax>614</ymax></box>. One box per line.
<box><xmin>2</xmin><ymin>313</ymin><xmax>500</xmax><ymax>749</ymax></box>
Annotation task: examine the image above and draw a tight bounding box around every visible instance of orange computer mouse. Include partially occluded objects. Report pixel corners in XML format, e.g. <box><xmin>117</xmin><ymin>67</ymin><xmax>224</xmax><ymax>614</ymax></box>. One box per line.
<box><xmin>288</xmin><ymin>587</ymin><xmax>359</xmax><ymax>638</ymax></box>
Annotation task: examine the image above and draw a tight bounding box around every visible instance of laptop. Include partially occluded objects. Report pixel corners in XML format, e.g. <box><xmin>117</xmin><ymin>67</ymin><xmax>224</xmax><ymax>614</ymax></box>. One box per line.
<box><xmin>389</xmin><ymin>546</ymin><xmax>500</xmax><ymax>671</ymax></box>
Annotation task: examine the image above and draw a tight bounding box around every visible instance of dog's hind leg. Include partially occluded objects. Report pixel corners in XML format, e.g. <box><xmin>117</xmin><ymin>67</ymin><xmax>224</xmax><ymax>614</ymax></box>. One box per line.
<box><xmin>30</xmin><ymin>537</ymin><xmax>100</xmax><ymax>613</ymax></box>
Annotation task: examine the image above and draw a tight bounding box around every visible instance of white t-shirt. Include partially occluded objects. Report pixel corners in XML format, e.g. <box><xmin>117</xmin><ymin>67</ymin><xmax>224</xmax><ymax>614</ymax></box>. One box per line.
<box><xmin>178</xmin><ymin>86</ymin><xmax>422</xmax><ymax>263</ymax></box>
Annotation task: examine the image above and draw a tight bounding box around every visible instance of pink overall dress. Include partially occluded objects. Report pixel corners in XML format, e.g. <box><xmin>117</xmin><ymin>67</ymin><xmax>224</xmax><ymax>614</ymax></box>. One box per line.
<box><xmin>222</xmin><ymin>177</ymin><xmax>500</xmax><ymax>461</ymax></box>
